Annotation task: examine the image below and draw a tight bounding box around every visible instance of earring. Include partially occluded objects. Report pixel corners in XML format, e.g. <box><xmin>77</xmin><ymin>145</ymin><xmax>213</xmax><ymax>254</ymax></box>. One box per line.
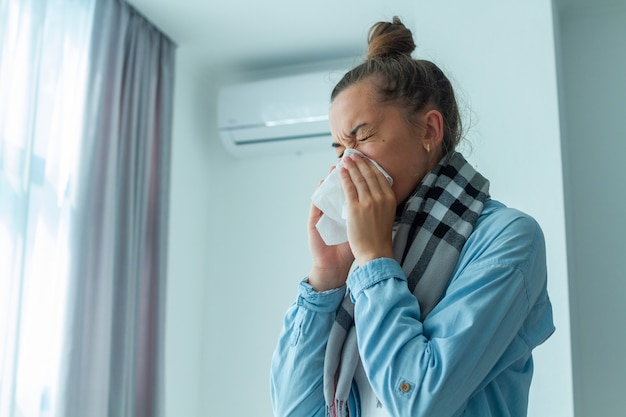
<box><xmin>425</xmin><ymin>143</ymin><xmax>431</xmax><ymax>153</ymax></box>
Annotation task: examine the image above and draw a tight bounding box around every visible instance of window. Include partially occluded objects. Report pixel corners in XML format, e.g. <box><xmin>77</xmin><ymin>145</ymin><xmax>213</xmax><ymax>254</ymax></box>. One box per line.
<box><xmin>0</xmin><ymin>1</ymin><xmax>94</xmax><ymax>416</ymax></box>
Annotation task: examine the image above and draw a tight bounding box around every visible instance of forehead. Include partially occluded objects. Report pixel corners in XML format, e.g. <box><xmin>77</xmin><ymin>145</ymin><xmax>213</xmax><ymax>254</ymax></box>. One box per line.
<box><xmin>329</xmin><ymin>82</ymin><xmax>379</xmax><ymax>128</ymax></box>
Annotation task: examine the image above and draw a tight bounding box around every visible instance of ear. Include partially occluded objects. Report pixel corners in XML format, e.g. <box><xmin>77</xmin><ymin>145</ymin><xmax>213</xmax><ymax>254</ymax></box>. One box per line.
<box><xmin>422</xmin><ymin>109</ymin><xmax>444</xmax><ymax>152</ymax></box>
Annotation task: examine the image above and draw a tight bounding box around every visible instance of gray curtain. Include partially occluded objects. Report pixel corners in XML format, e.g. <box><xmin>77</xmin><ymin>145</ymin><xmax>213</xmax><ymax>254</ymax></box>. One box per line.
<box><xmin>59</xmin><ymin>1</ymin><xmax>175</xmax><ymax>416</ymax></box>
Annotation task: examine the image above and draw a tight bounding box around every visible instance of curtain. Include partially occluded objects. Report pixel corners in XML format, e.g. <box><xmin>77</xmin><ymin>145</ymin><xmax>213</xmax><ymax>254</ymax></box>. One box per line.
<box><xmin>0</xmin><ymin>0</ymin><xmax>95</xmax><ymax>416</ymax></box>
<box><xmin>0</xmin><ymin>0</ymin><xmax>176</xmax><ymax>416</ymax></box>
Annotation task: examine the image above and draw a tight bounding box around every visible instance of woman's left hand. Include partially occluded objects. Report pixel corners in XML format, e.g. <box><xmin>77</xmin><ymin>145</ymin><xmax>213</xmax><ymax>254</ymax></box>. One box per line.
<box><xmin>339</xmin><ymin>153</ymin><xmax>396</xmax><ymax>266</ymax></box>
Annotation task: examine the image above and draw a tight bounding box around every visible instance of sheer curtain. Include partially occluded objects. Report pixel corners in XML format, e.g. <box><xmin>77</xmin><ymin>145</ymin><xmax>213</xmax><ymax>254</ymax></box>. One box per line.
<box><xmin>0</xmin><ymin>0</ymin><xmax>175</xmax><ymax>416</ymax></box>
<box><xmin>0</xmin><ymin>0</ymin><xmax>94</xmax><ymax>415</ymax></box>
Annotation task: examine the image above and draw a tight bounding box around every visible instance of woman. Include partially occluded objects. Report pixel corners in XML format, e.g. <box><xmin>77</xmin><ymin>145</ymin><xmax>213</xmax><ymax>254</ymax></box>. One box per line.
<box><xmin>270</xmin><ymin>17</ymin><xmax>554</xmax><ymax>417</ymax></box>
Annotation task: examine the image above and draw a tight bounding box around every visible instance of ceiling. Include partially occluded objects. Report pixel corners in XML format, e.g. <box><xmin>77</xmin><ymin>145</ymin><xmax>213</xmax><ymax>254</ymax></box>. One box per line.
<box><xmin>126</xmin><ymin>0</ymin><xmax>417</xmax><ymax>77</ymax></box>
<box><xmin>125</xmin><ymin>0</ymin><xmax>622</xmax><ymax>78</ymax></box>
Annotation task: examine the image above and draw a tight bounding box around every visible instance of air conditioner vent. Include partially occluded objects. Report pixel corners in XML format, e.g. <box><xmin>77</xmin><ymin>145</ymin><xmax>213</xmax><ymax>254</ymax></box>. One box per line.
<box><xmin>217</xmin><ymin>69</ymin><xmax>345</xmax><ymax>157</ymax></box>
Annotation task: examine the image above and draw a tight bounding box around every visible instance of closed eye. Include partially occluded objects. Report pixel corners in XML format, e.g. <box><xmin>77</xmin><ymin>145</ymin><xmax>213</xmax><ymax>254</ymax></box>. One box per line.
<box><xmin>332</xmin><ymin>141</ymin><xmax>345</xmax><ymax>159</ymax></box>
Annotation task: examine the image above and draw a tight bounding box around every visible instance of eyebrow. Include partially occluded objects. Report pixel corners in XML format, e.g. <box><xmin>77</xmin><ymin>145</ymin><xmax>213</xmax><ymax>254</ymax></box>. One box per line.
<box><xmin>331</xmin><ymin>123</ymin><xmax>368</xmax><ymax>148</ymax></box>
<box><xmin>350</xmin><ymin>123</ymin><xmax>367</xmax><ymax>136</ymax></box>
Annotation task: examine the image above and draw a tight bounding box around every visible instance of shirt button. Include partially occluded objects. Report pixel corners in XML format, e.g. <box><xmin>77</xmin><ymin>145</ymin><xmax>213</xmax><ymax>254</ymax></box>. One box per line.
<box><xmin>399</xmin><ymin>382</ymin><xmax>411</xmax><ymax>393</ymax></box>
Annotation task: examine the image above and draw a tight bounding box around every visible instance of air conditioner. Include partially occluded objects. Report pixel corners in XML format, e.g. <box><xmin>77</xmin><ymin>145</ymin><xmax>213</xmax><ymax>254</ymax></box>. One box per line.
<box><xmin>217</xmin><ymin>69</ymin><xmax>346</xmax><ymax>157</ymax></box>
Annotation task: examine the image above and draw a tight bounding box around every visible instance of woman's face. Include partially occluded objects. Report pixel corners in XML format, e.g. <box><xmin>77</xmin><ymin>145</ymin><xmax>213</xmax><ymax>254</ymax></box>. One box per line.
<box><xmin>329</xmin><ymin>80</ymin><xmax>433</xmax><ymax>205</ymax></box>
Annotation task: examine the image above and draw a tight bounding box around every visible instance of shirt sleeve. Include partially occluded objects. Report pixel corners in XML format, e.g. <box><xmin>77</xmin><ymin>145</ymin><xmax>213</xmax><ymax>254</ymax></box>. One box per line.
<box><xmin>348</xmin><ymin>212</ymin><xmax>554</xmax><ymax>417</ymax></box>
<box><xmin>270</xmin><ymin>279</ymin><xmax>346</xmax><ymax>417</ymax></box>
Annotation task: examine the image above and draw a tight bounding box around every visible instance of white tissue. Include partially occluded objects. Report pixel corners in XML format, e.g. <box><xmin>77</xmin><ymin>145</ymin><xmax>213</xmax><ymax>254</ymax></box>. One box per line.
<box><xmin>311</xmin><ymin>149</ymin><xmax>393</xmax><ymax>245</ymax></box>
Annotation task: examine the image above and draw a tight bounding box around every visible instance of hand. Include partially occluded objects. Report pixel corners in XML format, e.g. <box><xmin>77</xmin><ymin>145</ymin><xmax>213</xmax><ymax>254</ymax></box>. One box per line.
<box><xmin>339</xmin><ymin>154</ymin><xmax>396</xmax><ymax>266</ymax></box>
<box><xmin>307</xmin><ymin>170</ymin><xmax>355</xmax><ymax>291</ymax></box>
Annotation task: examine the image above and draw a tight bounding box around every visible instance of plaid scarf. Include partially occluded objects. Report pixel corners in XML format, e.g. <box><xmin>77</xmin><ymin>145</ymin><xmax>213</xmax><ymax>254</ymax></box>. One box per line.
<box><xmin>323</xmin><ymin>151</ymin><xmax>490</xmax><ymax>416</ymax></box>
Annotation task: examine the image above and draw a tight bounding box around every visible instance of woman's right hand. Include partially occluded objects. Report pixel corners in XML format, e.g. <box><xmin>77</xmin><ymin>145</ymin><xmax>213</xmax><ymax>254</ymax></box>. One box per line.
<box><xmin>307</xmin><ymin>191</ymin><xmax>355</xmax><ymax>292</ymax></box>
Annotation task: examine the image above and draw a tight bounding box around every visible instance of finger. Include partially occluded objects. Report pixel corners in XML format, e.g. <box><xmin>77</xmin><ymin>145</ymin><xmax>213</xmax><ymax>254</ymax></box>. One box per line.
<box><xmin>351</xmin><ymin>155</ymin><xmax>394</xmax><ymax>199</ymax></box>
<box><xmin>310</xmin><ymin>179</ymin><xmax>325</xmax><ymax>222</ymax></box>
<box><xmin>342</xmin><ymin>154</ymin><xmax>384</xmax><ymax>198</ymax></box>
<box><xmin>338</xmin><ymin>166</ymin><xmax>358</xmax><ymax>203</ymax></box>
<box><xmin>358</xmin><ymin>159</ymin><xmax>391</xmax><ymax>190</ymax></box>
<box><xmin>309</xmin><ymin>202</ymin><xmax>322</xmax><ymax>222</ymax></box>
<box><xmin>340</xmin><ymin>158</ymin><xmax>372</xmax><ymax>204</ymax></box>
<box><xmin>313</xmin><ymin>178</ymin><xmax>324</xmax><ymax>192</ymax></box>
<box><xmin>357</xmin><ymin>156</ymin><xmax>390</xmax><ymax>194</ymax></box>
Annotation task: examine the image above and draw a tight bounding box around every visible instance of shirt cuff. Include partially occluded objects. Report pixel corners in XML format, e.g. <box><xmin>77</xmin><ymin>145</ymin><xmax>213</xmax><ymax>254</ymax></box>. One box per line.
<box><xmin>297</xmin><ymin>279</ymin><xmax>346</xmax><ymax>313</ymax></box>
<box><xmin>347</xmin><ymin>258</ymin><xmax>406</xmax><ymax>302</ymax></box>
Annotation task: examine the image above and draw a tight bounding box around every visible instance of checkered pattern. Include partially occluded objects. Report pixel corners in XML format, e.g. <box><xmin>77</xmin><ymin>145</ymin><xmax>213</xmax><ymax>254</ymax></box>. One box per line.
<box><xmin>324</xmin><ymin>152</ymin><xmax>490</xmax><ymax>416</ymax></box>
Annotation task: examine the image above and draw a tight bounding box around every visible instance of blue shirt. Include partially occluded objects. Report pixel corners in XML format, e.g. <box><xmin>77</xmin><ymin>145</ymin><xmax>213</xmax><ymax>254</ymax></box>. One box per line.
<box><xmin>270</xmin><ymin>200</ymin><xmax>555</xmax><ymax>417</ymax></box>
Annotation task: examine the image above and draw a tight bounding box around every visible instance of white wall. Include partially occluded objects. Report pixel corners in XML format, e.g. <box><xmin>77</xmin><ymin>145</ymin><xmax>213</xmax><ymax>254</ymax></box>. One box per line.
<box><xmin>166</xmin><ymin>2</ymin><xmax>576</xmax><ymax>416</ymax></box>
<box><xmin>166</xmin><ymin>48</ymin><xmax>339</xmax><ymax>416</ymax></box>
<box><xmin>556</xmin><ymin>3</ymin><xmax>626</xmax><ymax>416</ymax></box>
<box><xmin>165</xmin><ymin>48</ymin><xmax>213</xmax><ymax>417</ymax></box>
<box><xmin>199</xmin><ymin>148</ymin><xmax>336</xmax><ymax>416</ymax></box>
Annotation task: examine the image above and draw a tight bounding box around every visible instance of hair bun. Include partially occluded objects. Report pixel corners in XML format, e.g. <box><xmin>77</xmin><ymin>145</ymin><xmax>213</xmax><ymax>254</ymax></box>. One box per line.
<box><xmin>366</xmin><ymin>16</ymin><xmax>416</xmax><ymax>60</ymax></box>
